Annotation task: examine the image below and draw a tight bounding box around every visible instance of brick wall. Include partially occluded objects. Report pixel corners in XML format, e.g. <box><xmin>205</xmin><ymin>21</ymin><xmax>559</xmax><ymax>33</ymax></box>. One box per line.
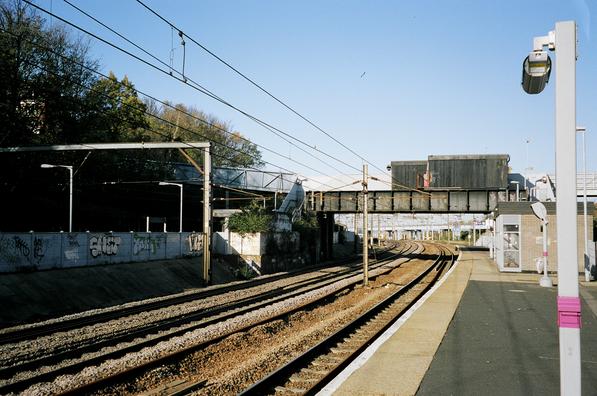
<box><xmin>520</xmin><ymin>214</ymin><xmax>593</xmax><ymax>273</ymax></box>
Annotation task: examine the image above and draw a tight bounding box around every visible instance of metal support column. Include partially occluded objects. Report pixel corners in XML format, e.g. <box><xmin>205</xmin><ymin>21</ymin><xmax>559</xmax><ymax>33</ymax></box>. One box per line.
<box><xmin>362</xmin><ymin>164</ymin><xmax>369</xmax><ymax>286</ymax></box>
<box><xmin>203</xmin><ymin>145</ymin><xmax>211</xmax><ymax>285</ymax></box>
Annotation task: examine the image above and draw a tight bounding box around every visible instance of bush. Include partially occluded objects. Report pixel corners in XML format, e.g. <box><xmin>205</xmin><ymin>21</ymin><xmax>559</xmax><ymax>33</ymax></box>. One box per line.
<box><xmin>227</xmin><ymin>200</ymin><xmax>272</xmax><ymax>235</ymax></box>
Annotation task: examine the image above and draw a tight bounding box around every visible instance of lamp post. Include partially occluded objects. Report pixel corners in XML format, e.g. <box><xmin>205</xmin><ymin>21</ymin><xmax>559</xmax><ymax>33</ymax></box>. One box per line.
<box><xmin>577</xmin><ymin>126</ymin><xmax>590</xmax><ymax>281</ymax></box>
<box><xmin>523</xmin><ymin>21</ymin><xmax>581</xmax><ymax>394</ymax></box>
<box><xmin>159</xmin><ymin>182</ymin><xmax>183</xmax><ymax>232</ymax></box>
<box><xmin>41</xmin><ymin>163</ymin><xmax>73</xmax><ymax>232</ymax></box>
<box><xmin>525</xmin><ymin>139</ymin><xmax>530</xmax><ymax>192</ymax></box>
<box><xmin>510</xmin><ymin>180</ymin><xmax>520</xmax><ymax>202</ymax></box>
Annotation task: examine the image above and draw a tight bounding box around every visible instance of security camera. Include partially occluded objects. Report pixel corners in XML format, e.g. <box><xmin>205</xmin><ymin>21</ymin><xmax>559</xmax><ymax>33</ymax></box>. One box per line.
<box><xmin>521</xmin><ymin>50</ymin><xmax>551</xmax><ymax>94</ymax></box>
<box><xmin>386</xmin><ymin>164</ymin><xmax>392</xmax><ymax>171</ymax></box>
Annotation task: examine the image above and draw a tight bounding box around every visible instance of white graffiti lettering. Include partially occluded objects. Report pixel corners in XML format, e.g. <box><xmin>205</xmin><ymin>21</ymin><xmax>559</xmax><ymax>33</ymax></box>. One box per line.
<box><xmin>188</xmin><ymin>233</ymin><xmax>203</xmax><ymax>252</ymax></box>
<box><xmin>89</xmin><ymin>235</ymin><xmax>121</xmax><ymax>258</ymax></box>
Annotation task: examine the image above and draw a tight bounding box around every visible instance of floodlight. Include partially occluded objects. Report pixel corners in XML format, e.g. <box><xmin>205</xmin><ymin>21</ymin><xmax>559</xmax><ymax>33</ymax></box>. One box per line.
<box><xmin>522</xmin><ymin>50</ymin><xmax>552</xmax><ymax>94</ymax></box>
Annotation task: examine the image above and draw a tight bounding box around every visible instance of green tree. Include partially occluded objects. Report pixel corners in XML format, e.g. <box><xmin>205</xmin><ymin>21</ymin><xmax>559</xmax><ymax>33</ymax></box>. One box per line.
<box><xmin>83</xmin><ymin>72</ymin><xmax>150</xmax><ymax>142</ymax></box>
<box><xmin>227</xmin><ymin>200</ymin><xmax>272</xmax><ymax>235</ymax></box>
<box><xmin>147</xmin><ymin>101</ymin><xmax>264</xmax><ymax>168</ymax></box>
<box><xmin>0</xmin><ymin>0</ymin><xmax>97</xmax><ymax>146</ymax></box>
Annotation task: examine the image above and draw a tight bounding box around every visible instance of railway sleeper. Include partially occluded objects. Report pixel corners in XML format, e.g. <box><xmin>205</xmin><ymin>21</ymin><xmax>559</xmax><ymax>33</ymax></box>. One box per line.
<box><xmin>301</xmin><ymin>368</ymin><xmax>329</xmax><ymax>375</ymax></box>
<box><xmin>342</xmin><ymin>336</ymin><xmax>365</xmax><ymax>344</ymax></box>
<box><xmin>275</xmin><ymin>385</ymin><xmax>306</xmax><ymax>394</ymax></box>
<box><xmin>312</xmin><ymin>356</ymin><xmax>342</xmax><ymax>365</ymax></box>
<box><xmin>289</xmin><ymin>375</ymin><xmax>319</xmax><ymax>383</ymax></box>
<box><xmin>329</xmin><ymin>347</ymin><xmax>353</xmax><ymax>354</ymax></box>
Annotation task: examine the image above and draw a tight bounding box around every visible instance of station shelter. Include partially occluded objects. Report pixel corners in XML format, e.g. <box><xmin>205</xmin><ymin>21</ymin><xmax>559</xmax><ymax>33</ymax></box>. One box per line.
<box><xmin>494</xmin><ymin>202</ymin><xmax>594</xmax><ymax>274</ymax></box>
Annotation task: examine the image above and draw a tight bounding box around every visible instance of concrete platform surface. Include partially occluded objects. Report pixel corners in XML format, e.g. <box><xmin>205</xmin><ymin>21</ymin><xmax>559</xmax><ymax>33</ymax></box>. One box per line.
<box><xmin>327</xmin><ymin>251</ymin><xmax>597</xmax><ymax>396</ymax></box>
<box><xmin>417</xmin><ymin>275</ymin><xmax>597</xmax><ymax>394</ymax></box>
<box><xmin>327</xmin><ymin>250</ymin><xmax>473</xmax><ymax>396</ymax></box>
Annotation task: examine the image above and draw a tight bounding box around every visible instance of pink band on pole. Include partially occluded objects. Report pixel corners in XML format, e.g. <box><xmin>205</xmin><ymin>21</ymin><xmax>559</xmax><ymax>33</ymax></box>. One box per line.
<box><xmin>543</xmin><ymin>252</ymin><xmax>548</xmax><ymax>257</ymax></box>
<box><xmin>557</xmin><ymin>296</ymin><xmax>582</xmax><ymax>329</ymax></box>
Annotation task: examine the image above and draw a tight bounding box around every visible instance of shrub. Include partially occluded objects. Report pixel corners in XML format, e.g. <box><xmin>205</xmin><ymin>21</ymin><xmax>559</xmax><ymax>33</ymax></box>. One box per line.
<box><xmin>227</xmin><ymin>200</ymin><xmax>272</xmax><ymax>235</ymax></box>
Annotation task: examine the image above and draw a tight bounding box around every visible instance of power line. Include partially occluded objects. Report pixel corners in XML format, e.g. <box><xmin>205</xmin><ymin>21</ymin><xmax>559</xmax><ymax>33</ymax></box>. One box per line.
<box><xmin>134</xmin><ymin>0</ymin><xmax>367</xmax><ymax>163</ymax></box>
<box><xmin>2</xmin><ymin>30</ymin><xmax>341</xmax><ymax>191</ymax></box>
<box><xmin>21</xmin><ymin>0</ymin><xmax>429</xmax><ymax>195</ymax></box>
<box><xmin>133</xmin><ymin>0</ymin><xmax>428</xmax><ymax>193</ymax></box>
<box><xmin>33</xmin><ymin>0</ymin><xmax>361</xmax><ymax>178</ymax></box>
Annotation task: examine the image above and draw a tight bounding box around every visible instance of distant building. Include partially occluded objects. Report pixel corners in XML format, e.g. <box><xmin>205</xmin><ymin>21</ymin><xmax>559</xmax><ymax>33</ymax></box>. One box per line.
<box><xmin>390</xmin><ymin>154</ymin><xmax>510</xmax><ymax>191</ymax></box>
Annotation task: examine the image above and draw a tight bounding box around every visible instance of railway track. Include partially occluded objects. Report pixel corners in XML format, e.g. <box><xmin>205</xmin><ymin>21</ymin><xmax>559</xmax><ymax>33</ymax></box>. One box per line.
<box><xmin>62</xmin><ymin>242</ymin><xmax>449</xmax><ymax>396</ymax></box>
<box><xmin>240</xmin><ymin>246</ymin><xmax>455</xmax><ymax>395</ymax></box>
<box><xmin>0</xmin><ymin>241</ymin><xmax>407</xmax><ymax>345</ymax></box>
<box><xmin>0</xmin><ymin>241</ymin><xmax>421</xmax><ymax>395</ymax></box>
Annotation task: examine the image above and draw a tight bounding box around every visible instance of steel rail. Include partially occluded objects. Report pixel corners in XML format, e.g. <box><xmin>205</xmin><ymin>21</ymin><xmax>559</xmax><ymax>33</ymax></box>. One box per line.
<box><xmin>0</xmin><ymin>243</ymin><xmax>416</xmax><ymax>394</ymax></box>
<box><xmin>239</xmin><ymin>247</ymin><xmax>455</xmax><ymax>395</ymax></box>
<box><xmin>0</xmin><ymin>247</ymin><xmax>399</xmax><ymax>379</ymax></box>
<box><xmin>0</xmin><ymin>241</ymin><xmax>407</xmax><ymax>344</ymax></box>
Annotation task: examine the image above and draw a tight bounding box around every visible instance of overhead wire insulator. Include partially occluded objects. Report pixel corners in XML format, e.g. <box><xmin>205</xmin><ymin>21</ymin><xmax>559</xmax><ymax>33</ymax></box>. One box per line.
<box><xmin>178</xmin><ymin>30</ymin><xmax>186</xmax><ymax>82</ymax></box>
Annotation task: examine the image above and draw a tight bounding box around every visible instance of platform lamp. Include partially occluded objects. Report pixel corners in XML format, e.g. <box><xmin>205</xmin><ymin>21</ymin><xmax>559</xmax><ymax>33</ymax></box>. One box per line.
<box><xmin>523</xmin><ymin>21</ymin><xmax>581</xmax><ymax>394</ymax></box>
<box><xmin>41</xmin><ymin>163</ymin><xmax>73</xmax><ymax>232</ymax></box>
<box><xmin>159</xmin><ymin>182</ymin><xmax>183</xmax><ymax>232</ymax></box>
<box><xmin>531</xmin><ymin>202</ymin><xmax>553</xmax><ymax>288</ymax></box>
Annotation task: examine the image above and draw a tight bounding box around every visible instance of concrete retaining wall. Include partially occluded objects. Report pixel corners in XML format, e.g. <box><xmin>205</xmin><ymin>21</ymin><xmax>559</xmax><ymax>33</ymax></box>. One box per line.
<box><xmin>0</xmin><ymin>232</ymin><xmax>203</xmax><ymax>273</ymax></box>
<box><xmin>212</xmin><ymin>232</ymin><xmax>299</xmax><ymax>256</ymax></box>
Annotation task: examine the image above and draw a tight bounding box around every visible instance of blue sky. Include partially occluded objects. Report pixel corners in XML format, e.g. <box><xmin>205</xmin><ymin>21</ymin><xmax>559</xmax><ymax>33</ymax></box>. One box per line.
<box><xmin>41</xmin><ymin>0</ymin><xmax>596</xmax><ymax>183</ymax></box>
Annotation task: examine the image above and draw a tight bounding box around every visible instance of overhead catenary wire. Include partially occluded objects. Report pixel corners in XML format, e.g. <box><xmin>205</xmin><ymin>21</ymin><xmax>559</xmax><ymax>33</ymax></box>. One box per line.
<box><xmin>0</xmin><ymin>28</ymin><xmax>344</xmax><ymax>192</ymax></box>
<box><xmin>58</xmin><ymin>0</ymin><xmax>351</xmax><ymax>178</ymax></box>
<box><xmin>133</xmin><ymin>0</ymin><xmax>367</xmax><ymax>164</ymax></box>
<box><xmin>22</xmin><ymin>0</ymin><xmax>428</xmax><ymax>194</ymax></box>
<box><xmin>133</xmin><ymin>0</ymin><xmax>430</xmax><ymax>195</ymax></box>
<box><xmin>44</xmin><ymin>0</ymin><xmax>360</xmax><ymax>179</ymax></box>
<box><xmin>1</xmin><ymin>28</ymin><xmax>346</xmax><ymax>191</ymax></box>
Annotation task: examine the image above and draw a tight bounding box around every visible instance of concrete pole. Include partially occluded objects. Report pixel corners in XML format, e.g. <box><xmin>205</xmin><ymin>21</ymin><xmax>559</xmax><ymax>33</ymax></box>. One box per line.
<box><xmin>68</xmin><ymin>166</ymin><xmax>73</xmax><ymax>233</ymax></box>
<box><xmin>179</xmin><ymin>184</ymin><xmax>183</xmax><ymax>233</ymax></box>
<box><xmin>578</xmin><ymin>127</ymin><xmax>590</xmax><ymax>281</ymax></box>
<box><xmin>490</xmin><ymin>220</ymin><xmax>494</xmax><ymax>259</ymax></box>
<box><xmin>203</xmin><ymin>145</ymin><xmax>211</xmax><ymax>285</ymax></box>
<box><xmin>525</xmin><ymin>139</ymin><xmax>530</xmax><ymax>192</ymax></box>
<box><xmin>472</xmin><ymin>220</ymin><xmax>476</xmax><ymax>246</ymax></box>
<box><xmin>493</xmin><ymin>222</ymin><xmax>496</xmax><ymax>261</ymax></box>
<box><xmin>554</xmin><ymin>21</ymin><xmax>581</xmax><ymax>395</ymax></box>
<box><xmin>353</xmin><ymin>213</ymin><xmax>358</xmax><ymax>253</ymax></box>
<box><xmin>362</xmin><ymin>164</ymin><xmax>369</xmax><ymax>286</ymax></box>
<box><xmin>377</xmin><ymin>215</ymin><xmax>381</xmax><ymax>246</ymax></box>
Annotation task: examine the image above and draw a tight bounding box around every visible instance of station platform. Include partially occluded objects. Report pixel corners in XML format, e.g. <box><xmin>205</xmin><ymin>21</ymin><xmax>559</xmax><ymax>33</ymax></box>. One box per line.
<box><xmin>322</xmin><ymin>250</ymin><xmax>597</xmax><ymax>395</ymax></box>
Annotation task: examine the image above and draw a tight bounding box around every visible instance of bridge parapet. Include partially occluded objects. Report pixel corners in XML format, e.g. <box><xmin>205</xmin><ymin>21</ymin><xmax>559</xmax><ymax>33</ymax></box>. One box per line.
<box><xmin>307</xmin><ymin>189</ymin><xmax>506</xmax><ymax>214</ymax></box>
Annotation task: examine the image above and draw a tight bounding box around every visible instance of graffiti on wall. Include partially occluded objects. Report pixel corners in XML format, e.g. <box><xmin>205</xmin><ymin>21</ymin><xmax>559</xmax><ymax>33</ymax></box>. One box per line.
<box><xmin>188</xmin><ymin>233</ymin><xmax>203</xmax><ymax>253</ymax></box>
<box><xmin>0</xmin><ymin>235</ymin><xmax>47</xmax><ymax>266</ymax></box>
<box><xmin>89</xmin><ymin>234</ymin><xmax>122</xmax><ymax>258</ymax></box>
<box><xmin>133</xmin><ymin>235</ymin><xmax>163</xmax><ymax>255</ymax></box>
<box><xmin>64</xmin><ymin>234</ymin><xmax>81</xmax><ymax>261</ymax></box>
<box><xmin>1</xmin><ymin>232</ymin><xmax>198</xmax><ymax>273</ymax></box>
